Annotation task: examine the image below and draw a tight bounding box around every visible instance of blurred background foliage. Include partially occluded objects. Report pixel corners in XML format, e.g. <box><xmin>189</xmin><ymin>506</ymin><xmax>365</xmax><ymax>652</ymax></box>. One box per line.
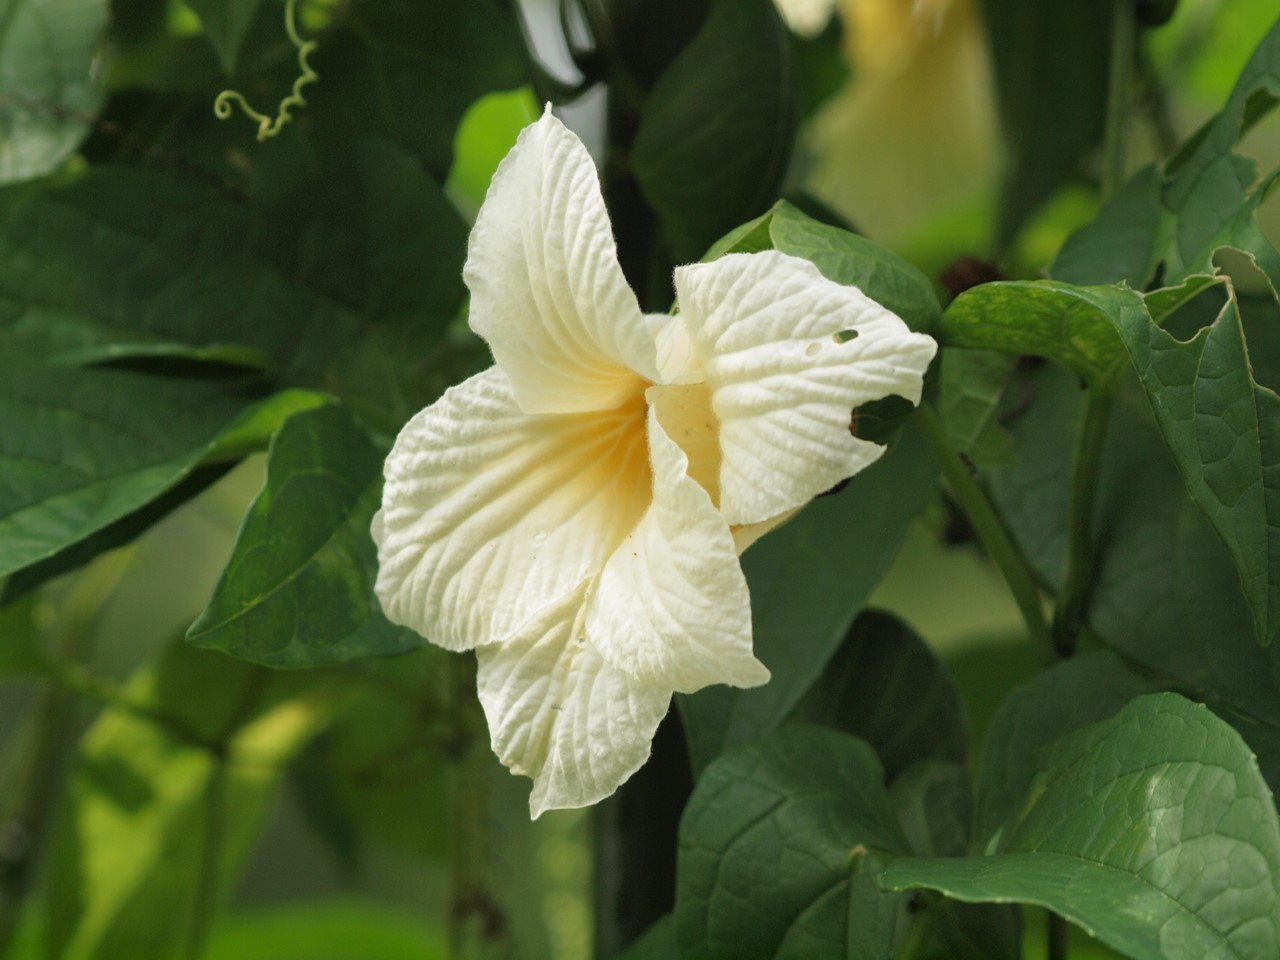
<box><xmin>1</xmin><ymin>0</ymin><xmax>1279</xmax><ymax>958</ymax></box>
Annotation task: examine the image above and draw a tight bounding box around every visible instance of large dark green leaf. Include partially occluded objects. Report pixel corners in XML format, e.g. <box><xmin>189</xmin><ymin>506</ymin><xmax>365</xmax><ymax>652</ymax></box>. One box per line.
<box><xmin>676</xmin><ymin>726</ymin><xmax>908</xmax><ymax>960</ymax></box>
<box><xmin>0</xmin><ymin>354</ymin><xmax>327</xmax><ymax>583</ymax></box>
<box><xmin>945</xmin><ymin>272</ymin><xmax>1280</xmax><ymax>645</ymax></box>
<box><xmin>889</xmin><ymin>763</ymin><xmax>1021</xmax><ymax>960</ymax></box>
<box><xmin>678</xmin><ymin>423</ymin><xmax>937</xmax><ymax>774</ymax></box>
<box><xmin>0</xmin><ymin>0</ymin><xmax>106</xmax><ymax>183</ymax></box>
<box><xmin>42</xmin><ymin>641</ymin><xmax>339</xmax><ymax>960</ymax></box>
<box><xmin>981</xmin><ymin>0</ymin><xmax>1111</xmax><ymax>248</ymax></box>
<box><xmin>973</xmin><ymin>651</ymin><xmax>1166</xmax><ymax>847</ymax></box>
<box><xmin>886</xmin><ymin>694</ymin><xmax>1280</xmax><ymax>960</ymax></box>
<box><xmin>706</xmin><ymin>201</ymin><xmax>942</xmax><ymax>334</ymax></box>
<box><xmin>613</xmin><ymin>914</ymin><xmax>675</xmax><ymax>960</ymax></box>
<box><xmin>1052</xmin><ymin>18</ymin><xmax>1280</xmax><ymax>292</ymax></box>
<box><xmin>792</xmin><ymin>610</ymin><xmax>966</xmax><ymax>781</ymax></box>
<box><xmin>935</xmin><ymin>281</ymin><xmax>1135</xmax><ymax>387</ymax></box>
<box><xmin>986</xmin><ymin>365</ymin><xmax>1280</xmax><ymax>789</ymax></box>
<box><xmin>0</xmin><ymin>155</ymin><xmax>468</xmax><ymax>432</ymax></box>
<box><xmin>306</xmin><ymin>0</ymin><xmax>530</xmax><ymax>178</ymax></box>
<box><xmin>1114</xmin><ymin>281</ymin><xmax>1280</xmax><ymax>646</ymax></box>
<box><xmin>187</xmin><ymin>405</ymin><xmax>419</xmax><ymax>667</ymax></box>
<box><xmin>938</xmin><ymin>349</ymin><xmax>1017</xmax><ymax>469</ymax></box>
<box><xmin>631</xmin><ymin>0</ymin><xmax>796</xmax><ymax>262</ymax></box>
<box><xmin>187</xmin><ymin>0</ymin><xmax>261</xmax><ymax>74</ymax></box>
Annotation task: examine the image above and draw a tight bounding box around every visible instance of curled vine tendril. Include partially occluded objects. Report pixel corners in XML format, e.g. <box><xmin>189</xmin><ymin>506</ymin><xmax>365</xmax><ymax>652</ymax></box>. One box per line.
<box><xmin>213</xmin><ymin>0</ymin><xmax>318</xmax><ymax>141</ymax></box>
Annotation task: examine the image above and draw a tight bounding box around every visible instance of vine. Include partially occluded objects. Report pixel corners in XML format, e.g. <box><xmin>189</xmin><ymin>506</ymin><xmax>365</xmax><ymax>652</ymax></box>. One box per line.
<box><xmin>213</xmin><ymin>0</ymin><xmax>318</xmax><ymax>141</ymax></box>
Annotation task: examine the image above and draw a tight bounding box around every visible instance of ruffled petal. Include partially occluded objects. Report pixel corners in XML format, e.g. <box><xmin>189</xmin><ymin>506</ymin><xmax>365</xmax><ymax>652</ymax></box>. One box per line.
<box><xmin>374</xmin><ymin>367</ymin><xmax>650</xmax><ymax>652</ymax></box>
<box><xmin>465</xmin><ymin>108</ymin><xmax>659</xmax><ymax>413</ymax></box>
<box><xmin>475</xmin><ymin>579</ymin><xmax>672</xmax><ymax>818</ymax></box>
<box><xmin>675</xmin><ymin>250</ymin><xmax>937</xmax><ymax>526</ymax></box>
<box><xmin>585</xmin><ymin>402</ymin><xmax>770</xmax><ymax>693</ymax></box>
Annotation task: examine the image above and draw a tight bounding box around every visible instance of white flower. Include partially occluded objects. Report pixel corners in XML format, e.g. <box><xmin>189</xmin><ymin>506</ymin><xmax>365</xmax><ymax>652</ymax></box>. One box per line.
<box><xmin>372</xmin><ymin>108</ymin><xmax>937</xmax><ymax>817</ymax></box>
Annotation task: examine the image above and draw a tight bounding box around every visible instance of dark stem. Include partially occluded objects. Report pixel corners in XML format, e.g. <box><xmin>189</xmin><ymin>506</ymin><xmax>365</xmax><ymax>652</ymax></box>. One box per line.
<box><xmin>1048</xmin><ymin>911</ymin><xmax>1069</xmax><ymax>960</ymax></box>
<box><xmin>1051</xmin><ymin>384</ymin><xmax>1115</xmax><ymax>657</ymax></box>
<box><xmin>185</xmin><ymin>756</ymin><xmax>229</xmax><ymax>960</ymax></box>
<box><xmin>593</xmin><ymin>708</ymin><xmax>692</xmax><ymax>955</ymax></box>
<box><xmin>0</xmin><ymin>681</ymin><xmax>73</xmax><ymax>952</ymax></box>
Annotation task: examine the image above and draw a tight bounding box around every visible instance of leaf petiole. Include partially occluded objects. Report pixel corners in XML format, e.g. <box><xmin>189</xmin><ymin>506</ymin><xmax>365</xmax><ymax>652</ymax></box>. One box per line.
<box><xmin>917</xmin><ymin>402</ymin><xmax>1053</xmax><ymax>655</ymax></box>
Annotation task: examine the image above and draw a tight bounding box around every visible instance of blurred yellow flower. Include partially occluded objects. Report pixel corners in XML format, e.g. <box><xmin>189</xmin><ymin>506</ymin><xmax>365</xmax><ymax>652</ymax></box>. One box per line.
<box><xmin>794</xmin><ymin>0</ymin><xmax>1001</xmax><ymax>245</ymax></box>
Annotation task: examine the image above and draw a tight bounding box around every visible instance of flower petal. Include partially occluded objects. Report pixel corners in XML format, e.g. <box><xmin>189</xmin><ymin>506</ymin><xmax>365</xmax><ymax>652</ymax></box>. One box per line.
<box><xmin>675</xmin><ymin>250</ymin><xmax>938</xmax><ymax>526</ymax></box>
<box><xmin>586</xmin><ymin>401</ymin><xmax>770</xmax><ymax>693</ymax></box>
<box><xmin>475</xmin><ymin>579</ymin><xmax>672</xmax><ymax>818</ymax></box>
<box><xmin>373</xmin><ymin>367</ymin><xmax>650</xmax><ymax>652</ymax></box>
<box><xmin>465</xmin><ymin>108</ymin><xmax>659</xmax><ymax>413</ymax></box>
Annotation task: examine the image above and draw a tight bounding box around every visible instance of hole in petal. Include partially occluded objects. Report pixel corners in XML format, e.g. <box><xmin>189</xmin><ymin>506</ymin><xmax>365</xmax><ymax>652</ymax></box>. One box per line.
<box><xmin>804</xmin><ymin>342</ymin><xmax>822</xmax><ymax>358</ymax></box>
<box><xmin>833</xmin><ymin>329</ymin><xmax>859</xmax><ymax>344</ymax></box>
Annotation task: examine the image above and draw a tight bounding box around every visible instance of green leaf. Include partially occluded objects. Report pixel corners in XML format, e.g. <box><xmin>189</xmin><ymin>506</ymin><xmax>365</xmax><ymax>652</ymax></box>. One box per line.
<box><xmin>306</xmin><ymin>0</ymin><xmax>531</xmax><ymax>178</ymax></box>
<box><xmin>936</xmin><ymin>280</ymin><xmax>1141</xmax><ymax>387</ymax></box>
<box><xmin>0</xmin><ymin>156</ymin><xmax>468</xmax><ymax>432</ymax></box>
<box><xmin>678</xmin><ymin>422</ymin><xmax>938</xmax><ymax>774</ymax></box>
<box><xmin>187</xmin><ymin>404</ymin><xmax>420</xmax><ymax>667</ymax></box>
<box><xmin>42</xmin><ymin>641</ymin><xmax>339</xmax><ymax>960</ymax></box>
<box><xmin>1052</xmin><ymin>19</ymin><xmax>1280</xmax><ymax>293</ymax></box>
<box><xmin>987</xmin><ymin>365</ymin><xmax>1280</xmax><ymax>783</ymax></box>
<box><xmin>885</xmin><ymin>694</ymin><xmax>1280</xmax><ymax>960</ymax></box>
<box><xmin>675</xmin><ymin>726</ymin><xmax>908</xmax><ymax>960</ymax></box>
<box><xmin>974</xmin><ymin>651</ymin><xmax>1166</xmax><ymax>848</ymax></box>
<box><xmin>612</xmin><ymin>914</ymin><xmax>675</xmax><ymax>960</ymax></box>
<box><xmin>631</xmin><ymin>0</ymin><xmax>796</xmax><ymax>262</ymax></box>
<box><xmin>0</xmin><ymin>355</ymin><xmax>328</xmax><ymax>584</ymax></box>
<box><xmin>981</xmin><ymin>0</ymin><xmax>1111</xmax><ymax>248</ymax></box>
<box><xmin>1108</xmin><ymin>280</ymin><xmax>1280</xmax><ymax>646</ymax></box>
<box><xmin>791</xmin><ymin>610</ymin><xmax>966</xmax><ymax>781</ymax></box>
<box><xmin>187</xmin><ymin>0</ymin><xmax>261</xmax><ymax>74</ymax></box>
<box><xmin>1050</xmin><ymin>165</ymin><xmax>1163</xmax><ymax>289</ymax></box>
<box><xmin>0</xmin><ymin>0</ymin><xmax>107</xmax><ymax>183</ymax></box>
<box><xmin>763</xmin><ymin>202</ymin><xmax>942</xmax><ymax>334</ymax></box>
<box><xmin>938</xmin><ymin>349</ymin><xmax>1017</xmax><ymax>469</ymax></box>
<box><xmin>706</xmin><ymin>201</ymin><xmax>943</xmax><ymax>334</ymax></box>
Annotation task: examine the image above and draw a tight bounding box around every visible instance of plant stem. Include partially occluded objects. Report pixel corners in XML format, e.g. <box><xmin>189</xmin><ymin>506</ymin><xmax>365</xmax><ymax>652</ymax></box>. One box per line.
<box><xmin>42</xmin><ymin>658</ymin><xmax>216</xmax><ymax>750</ymax></box>
<box><xmin>1048</xmin><ymin>911</ymin><xmax>1069</xmax><ymax>960</ymax></box>
<box><xmin>185</xmin><ymin>757</ymin><xmax>228</xmax><ymax>960</ymax></box>
<box><xmin>1101</xmin><ymin>0</ymin><xmax>1136</xmax><ymax>202</ymax></box>
<box><xmin>0</xmin><ymin>681</ymin><xmax>71</xmax><ymax>953</ymax></box>
<box><xmin>1051</xmin><ymin>384</ymin><xmax>1115</xmax><ymax>657</ymax></box>
<box><xmin>446</xmin><ymin>655</ymin><xmax>503</xmax><ymax>959</ymax></box>
<box><xmin>917</xmin><ymin>402</ymin><xmax>1052</xmax><ymax>655</ymax></box>
<box><xmin>0</xmin><ymin>552</ymin><xmax>133</xmax><ymax>952</ymax></box>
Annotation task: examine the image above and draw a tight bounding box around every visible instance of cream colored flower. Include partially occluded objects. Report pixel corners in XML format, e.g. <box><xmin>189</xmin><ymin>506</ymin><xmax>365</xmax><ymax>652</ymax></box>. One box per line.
<box><xmin>372</xmin><ymin>108</ymin><xmax>936</xmax><ymax>817</ymax></box>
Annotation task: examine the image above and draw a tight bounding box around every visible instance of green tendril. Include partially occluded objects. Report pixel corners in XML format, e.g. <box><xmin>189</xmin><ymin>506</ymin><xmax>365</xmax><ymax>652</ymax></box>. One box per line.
<box><xmin>213</xmin><ymin>0</ymin><xmax>318</xmax><ymax>142</ymax></box>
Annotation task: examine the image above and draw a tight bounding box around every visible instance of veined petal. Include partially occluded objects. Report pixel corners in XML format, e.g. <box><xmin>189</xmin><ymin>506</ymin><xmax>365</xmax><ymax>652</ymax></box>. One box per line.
<box><xmin>465</xmin><ymin>108</ymin><xmax>659</xmax><ymax>413</ymax></box>
<box><xmin>373</xmin><ymin>367</ymin><xmax>650</xmax><ymax>652</ymax></box>
<box><xmin>675</xmin><ymin>251</ymin><xmax>937</xmax><ymax>526</ymax></box>
<box><xmin>586</xmin><ymin>402</ymin><xmax>770</xmax><ymax>694</ymax></box>
<box><xmin>647</xmin><ymin>312</ymin><xmax>703</xmax><ymax>385</ymax></box>
<box><xmin>475</xmin><ymin>579</ymin><xmax>672</xmax><ymax>818</ymax></box>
